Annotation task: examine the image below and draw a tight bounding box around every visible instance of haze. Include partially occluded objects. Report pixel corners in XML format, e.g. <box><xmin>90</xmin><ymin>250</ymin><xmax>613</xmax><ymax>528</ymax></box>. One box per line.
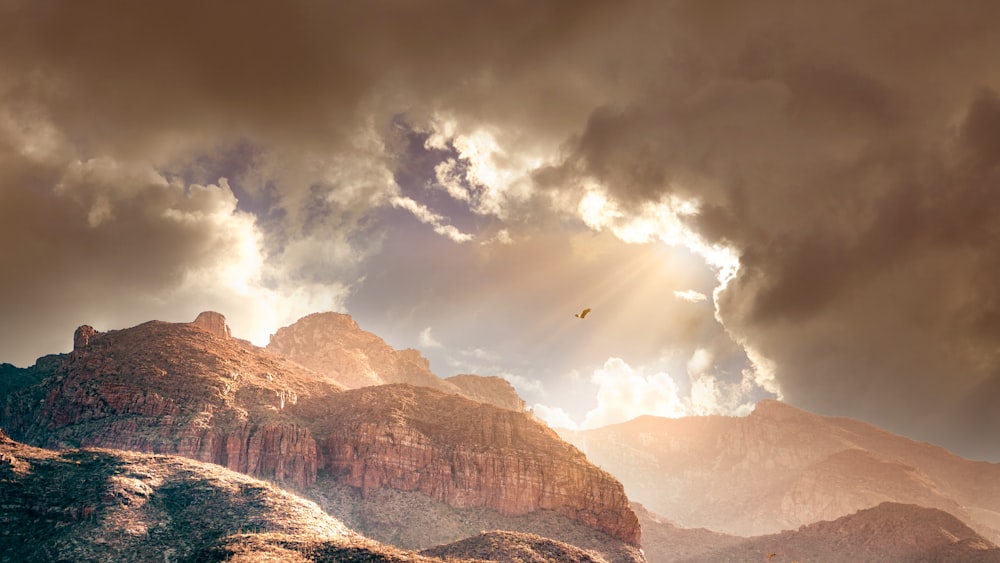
<box><xmin>2</xmin><ymin>0</ymin><xmax>999</xmax><ymax>460</ymax></box>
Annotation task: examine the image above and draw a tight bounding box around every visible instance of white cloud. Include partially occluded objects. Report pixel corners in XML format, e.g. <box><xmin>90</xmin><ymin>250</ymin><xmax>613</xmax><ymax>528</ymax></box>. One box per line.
<box><xmin>422</xmin><ymin>115</ymin><xmax>547</xmax><ymax>219</ymax></box>
<box><xmin>581</xmin><ymin>357</ymin><xmax>688</xmax><ymax>429</ymax></box>
<box><xmin>674</xmin><ymin>289</ymin><xmax>708</xmax><ymax>303</ymax></box>
<box><xmin>433</xmin><ymin>158</ymin><xmax>472</xmax><ymax>202</ymax></box>
<box><xmin>419</xmin><ymin>326</ymin><xmax>442</xmax><ymax>348</ymax></box>
<box><xmin>480</xmin><ymin>228</ymin><xmax>513</xmax><ymax>246</ymax></box>
<box><xmin>532</xmin><ymin>403</ymin><xmax>579</xmax><ymax>430</ymax></box>
<box><xmin>390</xmin><ymin>195</ymin><xmax>474</xmax><ymax>243</ymax></box>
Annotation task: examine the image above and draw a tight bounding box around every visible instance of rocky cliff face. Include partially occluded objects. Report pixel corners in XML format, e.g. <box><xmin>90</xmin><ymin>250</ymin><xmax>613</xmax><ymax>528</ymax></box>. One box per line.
<box><xmin>446</xmin><ymin>374</ymin><xmax>525</xmax><ymax>412</ymax></box>
<box><xmin>313</xmin><ymin>384</ymin><xmax>639</xmax><ymax>545</ymax></box>
<box><xmin>558</xmin><ymin>399</ymin><xmax>1000</xmax><ymax>544</ymax></box>
<box><xmin>266</xmin><ymin>313</ymin><xmax>526</xmax><ymax>412</ymax></box>
<box><xmin>3</xmin><ymin>316</ymin><xmax>337</xmax><ymax>489</ymax></box>
<box><xmin>1</xmin><ymin>312</ymin><xmax>640</xmax><ymax>551</ymax></box>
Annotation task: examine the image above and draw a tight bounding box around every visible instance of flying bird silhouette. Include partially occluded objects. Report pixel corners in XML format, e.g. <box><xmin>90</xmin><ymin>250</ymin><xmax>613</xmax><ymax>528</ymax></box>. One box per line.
<box><xmin>574</xmin><ymin>308</ymin><xmax>591</xmax><ymax>319</ymax></box>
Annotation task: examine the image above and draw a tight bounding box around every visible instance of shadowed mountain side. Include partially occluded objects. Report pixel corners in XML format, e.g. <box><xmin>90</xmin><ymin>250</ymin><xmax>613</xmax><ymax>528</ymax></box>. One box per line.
<box><xmin>266</xmin><ymin>312</ymin><xmax>525</xmax><ymax>411</ymax></box>
<box><xmin>677</xmin><ymin>503</ymin><xmax>1000</xmax><ymax>563</ymax></box>
<box><xmin>421</xmin><ymin>530</ymin><xmax>613</xmax><ymax>562</ymax></box>
<box><xmin>0</xmin><ymin>313</ymin><xmax>640</xmax><ymax>557</ymax></box>
<box><xmin>630</xmin><ymin>503</ymin><xmax>744</xmax><ymax>563</ymax></box>
<box><xmin>557</xmin><ymin>400</ymin><xmax>1000</xmax><ymax>542</ymax></box>
<box><xmin>0</xmin><ymin>429</ymin><xmax>452</xmax><ymax>563</ymax></box>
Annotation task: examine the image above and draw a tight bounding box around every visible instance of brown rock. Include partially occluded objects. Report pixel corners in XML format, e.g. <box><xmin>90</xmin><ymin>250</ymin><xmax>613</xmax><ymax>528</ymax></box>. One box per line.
<box><xmin>318</xmin><ymin>384</ymin><xmax>640</xmax><ymax>545</ymax></box>
<box><xmin>73</xmin><ymin>325</ymin><xmax>97</xmax><ymax>351</ymax></box>
<box><xmin>191</xmin><ymin>311</ymin><xmax>231</xmax><ymax>339</ymax></box>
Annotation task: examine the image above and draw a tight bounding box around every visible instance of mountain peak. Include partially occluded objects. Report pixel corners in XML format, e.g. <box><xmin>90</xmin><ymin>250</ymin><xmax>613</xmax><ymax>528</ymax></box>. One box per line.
<box><xmin>191</xmin><ymin>310</ymin><xmax>231</xmax><ymax>339</ymax></box>
<box><xmin>750</xmin><ymin>398</ymin><xmax>809</xmax><ymax>420</ymax></box>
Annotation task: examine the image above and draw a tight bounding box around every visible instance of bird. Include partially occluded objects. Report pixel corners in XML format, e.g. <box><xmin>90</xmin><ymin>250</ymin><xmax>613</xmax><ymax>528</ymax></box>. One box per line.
<box><xmin>574</xmin><ymin>308</ymin><xmax>591</xmax><ymax>319</ymax></box>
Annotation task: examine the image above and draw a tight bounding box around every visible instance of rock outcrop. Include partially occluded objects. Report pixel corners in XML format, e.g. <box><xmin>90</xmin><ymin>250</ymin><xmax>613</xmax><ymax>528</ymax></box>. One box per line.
<box><xmin>191</xmin><ymin>310</ymin><xmax>232</xmax><ymax>339</ymax></box>
<box><xmin>1</xmin><ymin>313</ymin><xmax>641</xmax><ymax>553</ymax></box>
<box><xmin>73</xmin><ymin>325</ymin><xmax>96</xmax><ymax>351</ymax></box>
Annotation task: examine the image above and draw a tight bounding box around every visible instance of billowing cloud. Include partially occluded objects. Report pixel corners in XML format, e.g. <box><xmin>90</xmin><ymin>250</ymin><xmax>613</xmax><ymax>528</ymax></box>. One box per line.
<box><xmin>3</xmin><ymin>0</ymin><xmax>1000</xmax><ymax>459</ymax></box>
<box><xmin>534</xmin><ymin>353</ymin><xmax>762</xmax><ymax>430</ymax></box>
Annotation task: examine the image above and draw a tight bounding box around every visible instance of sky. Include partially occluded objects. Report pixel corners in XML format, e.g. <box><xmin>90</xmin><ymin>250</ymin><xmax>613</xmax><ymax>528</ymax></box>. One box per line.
<box><xmin>2</xmin><ymin>0</ymin><xmax>1000</xmax><ymax>460</ymax></box>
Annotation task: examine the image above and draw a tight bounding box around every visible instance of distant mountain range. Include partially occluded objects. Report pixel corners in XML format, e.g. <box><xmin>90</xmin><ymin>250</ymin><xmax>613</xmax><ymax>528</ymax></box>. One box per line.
<box><xmin>558</xmin><ymin>399</ymin><xmax>1000</xmax><ymax>557</ymax></box>
<box><xmin>3</xmin><ymin>310</ymin><xmax>1000</xmax><ymax>561</ymax></box>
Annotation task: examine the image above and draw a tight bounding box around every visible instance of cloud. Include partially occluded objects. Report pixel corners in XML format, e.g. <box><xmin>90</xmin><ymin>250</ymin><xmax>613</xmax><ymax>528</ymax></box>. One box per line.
<box><xmin>674</xmin><ymin>289</ymin><xmax>708</xmax><ymax>303</ymax></box>
<box><xmin>531</xmin><ymin>404</ymin><xmax>579</xmax><ymax>431</ymax></box>
<box><xmin>419</xmin><ymin>327</ymin><xmax>442</xmax><ymax>348</ymax></box>
<box><xmin>390</xmin><ymin>195</ymin><xmax>474</xmax><ymax>243</ymax></box>
<box><xmin>4</xmin><ymin>0</ymin><xmax>1000</xmax><ymax>459</ymax></box>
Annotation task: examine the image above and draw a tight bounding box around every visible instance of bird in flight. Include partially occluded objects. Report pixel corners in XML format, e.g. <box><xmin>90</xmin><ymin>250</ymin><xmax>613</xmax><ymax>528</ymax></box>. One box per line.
<box><xmin>574</xmin><ymin>308</ymin><xmax>591</xmax><ymax>319</ymax></box>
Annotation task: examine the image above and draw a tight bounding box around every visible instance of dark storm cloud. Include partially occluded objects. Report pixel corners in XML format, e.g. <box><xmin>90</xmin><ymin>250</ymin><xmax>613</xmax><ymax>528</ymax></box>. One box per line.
<box><xmin>553</xmin><ymin>1</ymin><xmax>1000</xmax><ymax>458</ymax></box>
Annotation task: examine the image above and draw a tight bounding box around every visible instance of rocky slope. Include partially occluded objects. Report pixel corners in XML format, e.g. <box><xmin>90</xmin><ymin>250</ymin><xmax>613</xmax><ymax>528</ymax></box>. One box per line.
<box><xmin>267</xmin><ymin>312</ymin><xmax>525</xmax><ymax>411</ymax></box>
<box><xmin>446</xmin><ymin>374</ymin><xmax>525</xmax><ymax>412</ymax></box>
<box><xmin>680</xmin><ymin>503</ymin><xmax>1000</xmax><ymax>563</ymax></box>
<box><xmin>630</xmin><ymin>503</ymin><xmax>743</xmax><ymax>563</ymax></box>
<box><xmin>0</xmin><ymin>313</ymin><xmax>641</xmax><ymax>559</ymax></box>
<box><xmin>558</xmin><ymin>399</ymin><xmax>1000</xmax><ymax>543</ymax></box>
<box><xmin>0</xmin><ymin>429</ymin><xmax>446</xmax><ymax>562</ymax></box>
<box><xmin>421</xmin><ymin>530</ymin><xmax>611</xmax><ymax>562</ymax></box>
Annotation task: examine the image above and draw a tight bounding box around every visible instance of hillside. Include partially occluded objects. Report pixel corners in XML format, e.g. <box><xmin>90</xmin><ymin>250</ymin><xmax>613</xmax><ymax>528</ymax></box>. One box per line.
<box><xmin>681</xmin><ymin>503</ymin><xmax>1000</xmax><ymax>563</ymax></box>
<box><xmin>0</xmin><ymin>429</ymin><xmax>446</xmax><ymax>562</ymax></box>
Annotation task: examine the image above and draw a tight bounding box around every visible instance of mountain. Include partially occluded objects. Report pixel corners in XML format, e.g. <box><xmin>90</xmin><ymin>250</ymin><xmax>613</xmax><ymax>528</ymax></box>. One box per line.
<box><xmin>266</xmin><ymin>312</ymin><xmax>524</xmax><ymax>411</ymax></box>
<box><xmin>0</xmin><ymin>312</ymin><xmax>642</xmax><ymax>561</ymax></box>
<box><xmin>0</xmin><ymin>429</ymin><xmax>449</xmax><ymax>562</ymax></box>
<box><xmin>680</xmin><ymin>502</ymin><xmax>1000</xmax><ymax>563</ymax></box>
<box><xmin>557</xmin><ymin>399</ymin><xmax>1000</xmax><ymax>543</ymax></box>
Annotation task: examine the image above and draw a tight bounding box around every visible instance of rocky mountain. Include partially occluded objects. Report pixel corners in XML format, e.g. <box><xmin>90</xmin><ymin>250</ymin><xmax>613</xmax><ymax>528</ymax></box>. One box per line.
<box><xmin>266</xmin><ymin>312</ymin><xmax>524</xmax><ymax>411</ymax></box>
<box><xmin>0</xmin><ymin>429</ymin><xmax>447</xmax><ymax>562</ymax></box>
<box><xmin>0</xmin><ymin>313</ymin><xmax>642</xmax><ymax>561</ymax></box>
<box><xmin>680</xmin><ymin>502</ymin><xmax>1000</xmax><ymax>563</ymax></box>
<box><xmin>557</xmin><ymin>399</ymin><xmax>1000</xmax><ymax>544</ymax></box>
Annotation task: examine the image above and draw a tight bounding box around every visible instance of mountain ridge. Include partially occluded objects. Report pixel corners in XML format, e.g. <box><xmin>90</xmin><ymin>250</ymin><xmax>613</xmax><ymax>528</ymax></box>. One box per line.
<box><xmin>558</xmin><ymin>399</ymin><xmax>1000</xmax><ymax>544</ymax></box>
